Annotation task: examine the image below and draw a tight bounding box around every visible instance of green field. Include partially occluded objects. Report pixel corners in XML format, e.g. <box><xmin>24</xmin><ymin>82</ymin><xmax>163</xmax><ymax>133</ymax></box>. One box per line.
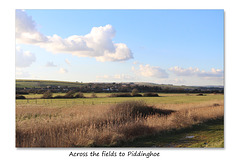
<box><xmin>16</xmin><ymin>91</ymin><xmax>224</xmax><ymax>147</ymax></box>
<box><xmin>16</xmin><ymin>93</ymin><xmax>224</xmax><ymax>106</ymax></box>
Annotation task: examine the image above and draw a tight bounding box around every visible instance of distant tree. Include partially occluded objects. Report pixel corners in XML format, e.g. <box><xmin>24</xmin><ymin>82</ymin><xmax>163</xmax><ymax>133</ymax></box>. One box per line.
<box><xmin>75</xmin><ymin>92</ymin><xmax>85</xmax><ymax>98</ymax></box>
<box><xmin>132</xmin><ymin>88</ymin><xmax>139</xmax><ymax>96</ymax></box>
<box><xmin>42</xmin><ymin>90</ymin><xmax>52</xmax><ymax>99</ymax></box>
<box><xmin>143</xmin><ymin>93</ymin><xmax>159</xmax><ymax>97</ymax></box>
<box><xmin>64</xmin><ymin>90</ymin><xmax>75</xmax><ymax>98</ymax></box>
<box><xmin>91</xmin><ymin>93</ymin><xmax>97</xmax><ymax>98</ymax></box>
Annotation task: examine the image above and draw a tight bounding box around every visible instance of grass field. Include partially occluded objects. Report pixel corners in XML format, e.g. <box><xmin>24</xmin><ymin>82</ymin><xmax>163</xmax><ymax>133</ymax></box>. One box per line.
<box><xmin>17</xmin><ymin>93</ymin><xmax>223</xmax><ymax>106</ymax></box>
<box><xmin>16</xmin><ymin>93</ymin><xmax>224</xmax><ymax>147</ymax></box>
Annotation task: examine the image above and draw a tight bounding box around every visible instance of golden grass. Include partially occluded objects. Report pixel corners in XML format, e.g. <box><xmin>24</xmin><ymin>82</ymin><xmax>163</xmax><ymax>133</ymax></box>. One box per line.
<box><xmin>16</xmin><ymin>100</ymin><xmax>224</xmax><ymax>147</ymax></box>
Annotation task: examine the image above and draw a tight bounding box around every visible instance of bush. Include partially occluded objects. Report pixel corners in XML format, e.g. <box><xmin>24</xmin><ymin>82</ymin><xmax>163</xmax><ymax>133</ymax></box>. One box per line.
<box><xmin>64</xmin><ymin>90</ymin><xmax>75</xmax><ymax>98</ymax></box>
<box><xmin>53</xmin><ymin>95</ymin><xmax>65</xmax><ymax>99</ymax></box>
<box><xmin>42</xmin><ymin>90</ymin><xmax>53</xmax><ymax>99</ymax></box>
<box><xmin>131</xmin><ymin>88</ymin><xmax>139</xmax><ymax>95</ymax></box>
<box><xmin>142</xmin><ymin>93</ymin><xmax>159</xmax><ymax>97</ymax></box>
<box><xmin>16</xmin><ymin>95</ymin><xmax>26</xmax><ymax>99</ymax></box>
<box><xmin>91</xmin><ymin>93</ymin><xmax>97</xmax><ymax>98</ymax></box>
<box><xmin>109</xmin><ymin>93</ymin><xmax>132</xmax><ymax>97</ymax></box>
<box><xmin>75</xmin><ymin>92</ymin><xmax>85</xmax><ymax>98</ymax></box>
<box><xmin>132</xmin><ymin>93</ymin><xmax>142</xmax><ymax>97</ymax></box>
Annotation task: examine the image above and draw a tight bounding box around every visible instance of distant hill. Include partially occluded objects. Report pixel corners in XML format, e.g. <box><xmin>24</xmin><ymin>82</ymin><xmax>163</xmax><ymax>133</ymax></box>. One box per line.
<box><xmin>16</xmin><ymin>79</ymin><xmax>84</xmax><ymax>88</ymax></box>
<box><xmin>16</xmin><ymin>79</ymin><xmax>223</xmax><ymax>89</ymax></box>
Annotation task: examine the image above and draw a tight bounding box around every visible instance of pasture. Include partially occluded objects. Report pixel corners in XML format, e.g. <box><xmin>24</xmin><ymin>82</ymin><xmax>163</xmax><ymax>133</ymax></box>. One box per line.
<box><xmin>16</xmin><ymin>93</ymin><xmax>223</xmax><ymax>106</ymax></box>
<box><xmin>16</xmin><ymin>93</ymin><xmax>224</xmax><ymax>147</ymax></box>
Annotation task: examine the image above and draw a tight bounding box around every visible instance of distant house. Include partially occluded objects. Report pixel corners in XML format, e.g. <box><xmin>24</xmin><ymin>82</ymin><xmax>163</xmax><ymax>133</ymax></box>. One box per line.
<box><xmin>102</xmin><ymin>88</ymin><xmax>110</xmax><ymax>91</ymax></box>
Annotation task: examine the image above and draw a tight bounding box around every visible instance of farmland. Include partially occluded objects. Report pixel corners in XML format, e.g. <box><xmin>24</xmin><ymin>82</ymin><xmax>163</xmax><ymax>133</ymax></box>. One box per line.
<box><xmin>16</xmin><ymin>93</ymin><xmax>223</xmax><ymax>106</ymax></box>
<box><xmin>16</xmin><ymin>91</ymin><xmax>224</xmax><ymax>147</ymax></box>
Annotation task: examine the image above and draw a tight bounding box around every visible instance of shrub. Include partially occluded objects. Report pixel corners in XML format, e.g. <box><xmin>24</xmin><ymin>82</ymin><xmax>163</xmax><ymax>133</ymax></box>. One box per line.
<box><xmin>64</xmin><ymin>90</ymin><xmax>75</xmax><ymax>98</ymax></box>
<box><xmin>42</xmin><ymin>90</ymin><xmax>52</xmax><ymax>99</ymax></box>
<box><xmin>75</xmin><ymin>92</ymin><xmax>85</xmax><ymax>98</ymax></box>
<box><xmin>131</xmin><ymin>88</ymin><xmax>139</xmax><ymax>96</ymax></box>
<box><xmin>109</xmin><ymin>93</ymin><xmax>132</xmax><ymax>97</ymax></box>
<box><xmin>53</xmin><ymin>95</ymin><xmax>65</xmax><ymax>99</ymax></box>
<box><xmin>16</xmin><ymin>95</ymin><xmax>26</xmax><ymax>99</ymax></box>
<box><xmin>91</xmin><ymin>93</ymin><xmax>97</xmax><ymax>98</ymax></box>
<box><xmin>196</xmin><ymin>93</ymin><xmax>204</xmax><ymax>96</ymax></box>
<box><xmin>143</xmin><ymin>93</ymin><xmax>159</xmax><ymax>97</ymax></box>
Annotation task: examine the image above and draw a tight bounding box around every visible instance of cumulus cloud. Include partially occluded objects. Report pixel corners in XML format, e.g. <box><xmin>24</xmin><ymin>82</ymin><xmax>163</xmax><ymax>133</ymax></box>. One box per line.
<box><xmin>15</xmin><ymin>10</ymin><xmax>47</xmax><ymax>44</ymax></box>
<box><xmin>16</xmin><ymin>46</ymin><xmax>36</xmax><ymax>68</ymax></box>
<box><xmin>169</xmin><ymin>66</ymin><xmax>223</xmax><ymax>78</ymax></box>
<box><xmin>15</xmin><ymin>10</ymin><xmax>133</xmax><ymax>62</ymax></box>
<box><xmin>169</xmin><ymin>66</ymin><xmax>200</xmax><ymax>76</ymax></box>
<box><xmin>45</xmin><ymin>61</ymin><xmax>57</xmax><ymax>67</ymax></box>
<box><xmin>59</xmin><ymin>68</ymin><xmax>68</xmax><ymax>74</ymax></box>
<box><xmin>198</xmin><ymin>68</ymin><xmax>224</xmax><ymax>77</ymax></box>
<box><xmin>133</xmin><ymin>64</ymin><xmax>169</xmax><ymax>78</ymax></box>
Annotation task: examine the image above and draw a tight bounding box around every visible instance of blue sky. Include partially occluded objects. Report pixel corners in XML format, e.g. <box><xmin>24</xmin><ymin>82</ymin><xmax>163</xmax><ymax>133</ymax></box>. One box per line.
<box><xmin>16</xmin><ymin>9</ymin><xmax>224</xmax><ymax>86</ymax></box>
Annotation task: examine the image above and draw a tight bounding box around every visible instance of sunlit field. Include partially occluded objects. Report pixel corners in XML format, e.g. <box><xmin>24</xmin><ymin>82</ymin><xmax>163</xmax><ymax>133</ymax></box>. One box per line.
<box><xmin>16</xmin><ymin>93</ymin><xmax>224</xmax><ymax>147</ymax></box>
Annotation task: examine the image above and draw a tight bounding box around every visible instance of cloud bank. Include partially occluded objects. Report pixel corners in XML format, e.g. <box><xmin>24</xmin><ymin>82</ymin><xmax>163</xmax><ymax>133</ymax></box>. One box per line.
<box><xmin>169</xmin><ymin>66</ymin><xmax>223</xmax><ymax>78</ymax></box>
<box><xmin>16</xmin><ymin>46</ymin><xmax>36</xmax><ymax>68</ymax></box>
<box><xmin>96</xmin><ymin>74</ymin><xmax>135</xmax><ymax>81</ymax></box>
<box><xmin>15</xmin><ymin>10</ymin><xmax>133</xmax><ymax>62</ymax></box>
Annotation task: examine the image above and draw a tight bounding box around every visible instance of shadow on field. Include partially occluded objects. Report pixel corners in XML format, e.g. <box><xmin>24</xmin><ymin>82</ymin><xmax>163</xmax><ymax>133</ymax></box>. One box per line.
<box><xmin>112</xmin><ymin>117</ymin><xmax>224</xmax><ymax>147</ymax></box>
<box><xmin>109</xmin><ymin>100</ymin><xmax>175</xmax><ymax>120</ymax></box>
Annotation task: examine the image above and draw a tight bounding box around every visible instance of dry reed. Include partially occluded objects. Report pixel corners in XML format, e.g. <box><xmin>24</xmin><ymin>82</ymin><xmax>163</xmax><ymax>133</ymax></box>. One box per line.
<box><xmin>16</xmin><ymin>100</ymin><xmax>224</xmax><ymax>147</ymax></box>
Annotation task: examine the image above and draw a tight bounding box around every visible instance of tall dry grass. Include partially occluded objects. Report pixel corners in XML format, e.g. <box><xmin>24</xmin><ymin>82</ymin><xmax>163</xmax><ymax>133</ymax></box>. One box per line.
<box><xmin>16</xmin><ymin>100</ymin><xmax>224</xmax><ymax>147</ymax></box>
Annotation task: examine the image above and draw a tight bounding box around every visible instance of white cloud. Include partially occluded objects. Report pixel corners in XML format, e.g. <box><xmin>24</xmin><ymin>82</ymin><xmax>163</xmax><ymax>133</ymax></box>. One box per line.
<box><xmin>133</xmin><ymin>64</ymin><xmax>169</xmax><ymax>78</ymax></box>
<box><xmin>169</xmin><ymin>66</ymin><xmax>200</xmax><ymax>76</ymax></box>
<box><xmin>113</xmin><ymin>74</ymin><xmax>135</xmax><ymax>80</ymax></box>
<box><xmin>198</xmin><ymin>68</ymin><xmax>224</xmax><ymax>77</ymax></box>
<box><xmin>15</xmin><ymin>10</ymin><xmax>47</xmax><ymax>44</ymax></box>
<box><xmin>169</xmin><ymin>66</ymin><xmax>223</xmax><ymax>78</ymax></box>
<box><xmin>59</xmin><ymin>68</ymin><xmax>68</xmax><ymax>74</ymax></box>
<box><xmin>15</xmin><ymin>10</ymin><xmax>133</xmax><ymax>62</ymax></box>
<box><xmin>96</xmin><ymin>75</ymin><xmax>110</xmax><ymax>79</ymax></box>
<box><xmin>96</xmin><ymin>74</ymin><xmax>135</xmax><ymax>81</ymax></box>
<box><xmin>16</xmin><ymin>46</ymin><xmax>36</xmax><ymax>68</ymax></box>
<box><xmin>45</xmin><ymin>61</ymin><xmax>57</xmax><ymax>67</ymax></box>
<box><xmin>16</xmin><ymin>68</ymin><xmax>30</xmax><ymax>78</ymax></box>
<box><xmin>65</xmin><ymin>59</ymin><xmax>71</xmax><ymax>65</ymax></box>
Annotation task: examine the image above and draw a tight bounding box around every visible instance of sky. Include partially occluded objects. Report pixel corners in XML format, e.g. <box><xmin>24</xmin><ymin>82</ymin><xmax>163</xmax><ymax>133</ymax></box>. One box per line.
<box><xmin>15</xmin><ymin>9</ymin><xmax>224</xmax><ymax>86</ymax></box>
